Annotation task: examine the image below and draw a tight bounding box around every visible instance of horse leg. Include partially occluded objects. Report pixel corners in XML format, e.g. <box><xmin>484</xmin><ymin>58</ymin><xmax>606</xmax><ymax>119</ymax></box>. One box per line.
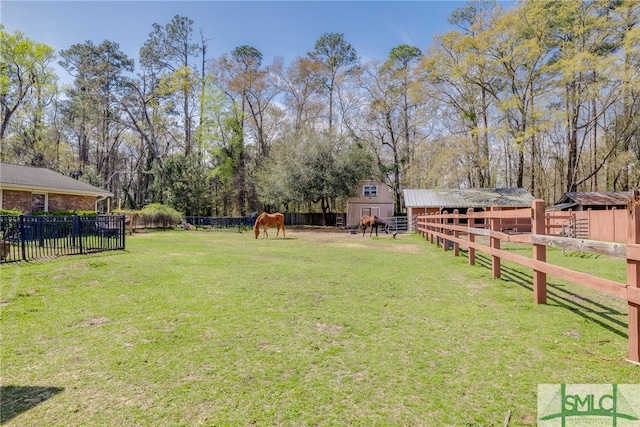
<box><xmin>281</xmin><ymin>223</ymin><xmax>285</xmax><ymax>238</ymax></box>
<box><xmin>263</xmin><ymin>225</ymin><xmax>268</xmax><ymax>239</ymax></box>
<box><xmin>275</xmin><ymin>223</ymin><xmax>281</xmax><ymax>238</ymax></box>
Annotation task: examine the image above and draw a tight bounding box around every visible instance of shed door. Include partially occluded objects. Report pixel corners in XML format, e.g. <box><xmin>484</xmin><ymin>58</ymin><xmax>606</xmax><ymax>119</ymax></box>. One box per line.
<box><xmin>361</xmin><ymin>207</ymin><xmax>379</xmax><ymax>218</ymax></box>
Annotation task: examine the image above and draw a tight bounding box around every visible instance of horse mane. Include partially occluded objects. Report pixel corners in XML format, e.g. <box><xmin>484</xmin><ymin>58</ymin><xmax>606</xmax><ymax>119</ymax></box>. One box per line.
<box><xmin>253</xmin><ymin>212</ymin><xmax>266</xmax><ymax>230</ymax></box>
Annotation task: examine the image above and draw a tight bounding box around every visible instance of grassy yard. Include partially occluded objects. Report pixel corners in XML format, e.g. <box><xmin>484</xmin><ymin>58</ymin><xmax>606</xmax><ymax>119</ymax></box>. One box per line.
<box><xmin>0</xmin><ymin>229</ymin><xmax>636</xmax><ymax>426</ymax></box>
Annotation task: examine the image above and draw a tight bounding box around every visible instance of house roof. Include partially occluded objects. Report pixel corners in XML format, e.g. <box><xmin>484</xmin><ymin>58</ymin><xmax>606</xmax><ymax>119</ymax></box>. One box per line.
<box><xmin>403</xmin><ymin>188</ymin><xmax>535</xmax><ymax>209</ymax></box>
<box><xmin>0</xmin><ymin>163</ymin><xmax>112</xmax><ymax>197</ymax></box>
<box><xmin>556</xmin><ymin>191</ymin><xmax>632</xmax><ymax>207</ymax></box>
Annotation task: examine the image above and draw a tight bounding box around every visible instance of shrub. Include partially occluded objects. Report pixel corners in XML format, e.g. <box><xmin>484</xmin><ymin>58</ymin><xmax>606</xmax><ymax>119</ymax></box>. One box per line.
<box><xmin>136</xmin><ymin>204</ymin><xmax>183</xmax><ymax>228</ymax></box>
<box><xmin>0</xmin><ymin>209</ymin><xmax>22</xmax><ymax>216</ymax></box>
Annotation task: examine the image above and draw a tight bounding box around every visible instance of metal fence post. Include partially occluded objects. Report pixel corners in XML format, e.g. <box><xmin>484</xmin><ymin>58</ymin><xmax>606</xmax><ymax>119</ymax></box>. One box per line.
<box><xmin>120</xmin><ymin>215</ymin><xmax>126</xmax><ymax>250</ymax></box>
<box><xmin>75</xmin><ymin>215</ymin><xmax>83</xmax><ymax>254</ymax></box>
<box><xmin>19</xmin><ymin>215</ymin><xmax>26</xmax><ymax>261</ymax></box>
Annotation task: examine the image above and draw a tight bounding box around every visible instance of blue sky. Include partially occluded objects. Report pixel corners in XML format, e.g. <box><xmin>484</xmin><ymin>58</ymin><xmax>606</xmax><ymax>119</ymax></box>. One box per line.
<box><xmin>3</xmin><ymin>1</ymin><xmax>479</xmax><ymax>80</ymax></box>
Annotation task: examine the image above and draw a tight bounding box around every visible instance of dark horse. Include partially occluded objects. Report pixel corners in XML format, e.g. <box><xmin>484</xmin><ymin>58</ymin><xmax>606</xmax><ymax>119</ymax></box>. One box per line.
<box><xmin>360</xmin><ymin>215</ymin><xmax>389</xmax><ymax>237</ymax></box>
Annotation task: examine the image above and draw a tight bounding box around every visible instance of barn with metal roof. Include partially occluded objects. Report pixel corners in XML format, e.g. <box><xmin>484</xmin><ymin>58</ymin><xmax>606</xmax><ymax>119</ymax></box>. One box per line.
<box><xmin>403</xmin><ymin>188</ymin><xmax>535</xmax><ymax>231</ymax></box>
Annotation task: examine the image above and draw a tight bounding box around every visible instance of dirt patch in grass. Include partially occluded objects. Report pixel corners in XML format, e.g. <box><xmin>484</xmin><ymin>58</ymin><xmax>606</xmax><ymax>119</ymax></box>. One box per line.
<box><xmin>71</xmin><ymin>316</ymin><xmax>109</xmax><ymax>328</ymax></box>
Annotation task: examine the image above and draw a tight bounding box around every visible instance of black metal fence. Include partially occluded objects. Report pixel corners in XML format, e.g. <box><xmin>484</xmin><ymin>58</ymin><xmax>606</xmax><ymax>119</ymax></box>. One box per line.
<box><xmin>185</xmin><ymin>213</ymin><xmax>340</xmax><ymax>229</ymax></box>
<box><xmin>184</xmin><ymin>216</ymin><xmax>254</xmax><ymax>230</ymax></box>
<box><xmin>184</xmin><ymin>213</ymin><xmax>409</xmax><ymax>230</ymax></box>
<box><xmin>0</xmin><ymin>215</ymin><xmax>125</xmax><ymax>263</ymax></box>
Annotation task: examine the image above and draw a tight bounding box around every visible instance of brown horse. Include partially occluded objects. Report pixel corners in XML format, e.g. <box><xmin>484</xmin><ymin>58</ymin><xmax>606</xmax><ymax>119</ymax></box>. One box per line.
<box><xmin>253</xmin><ymin>212</ymin><xmax>286</xmax><ymax>239</ymax></box>
<box><xmin>360</xmin><ymin>215</ymin><xmax>389</xmax><ymax>237</ymax></box>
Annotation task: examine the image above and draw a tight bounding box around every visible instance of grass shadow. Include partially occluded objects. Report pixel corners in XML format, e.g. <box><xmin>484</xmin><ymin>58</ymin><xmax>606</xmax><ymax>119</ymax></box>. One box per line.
<box><xmin>1</xmin><ymin>385</ymin><xmax>64</xmax><ymax>424</ymax></box>
<box><xmin>464</xmin><ymin>252</ymin><xmax>628</xmax><ymax>339</ymax></box>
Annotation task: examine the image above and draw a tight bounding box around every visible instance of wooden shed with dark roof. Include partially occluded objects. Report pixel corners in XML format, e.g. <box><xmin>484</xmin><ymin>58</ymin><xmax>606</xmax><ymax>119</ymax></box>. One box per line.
<box><xmin>0</xmin><ymin>162</ymin><xmax>112</xmax><ymax>214</ymax></box>
<box><xmin>548</xmin><ymin>191</ymin><xmax>633</xmax><ymax>211</ymax></box>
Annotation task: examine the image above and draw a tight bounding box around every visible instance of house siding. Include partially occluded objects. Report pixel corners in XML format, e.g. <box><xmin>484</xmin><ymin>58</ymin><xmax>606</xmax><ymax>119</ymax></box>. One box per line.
<box><xmin>1</xmin><ymin>190</ymin><xmax>96</xmax><ymax>213</ymax></box>
<box><xmin>49</xmin><ymin>194</ymin><xmax>96</xmax><ymax>211</ymax></box>
<box><xmin>347</xmin><ymin>179</ymin><xmax>394</xmax><ymax>228</ymax></box>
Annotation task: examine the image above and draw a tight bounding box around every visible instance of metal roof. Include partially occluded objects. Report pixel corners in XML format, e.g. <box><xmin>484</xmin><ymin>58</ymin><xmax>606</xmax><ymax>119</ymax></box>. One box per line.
<box><xmin>557</xmin><ymin>191</ymin><xmax>632</xmax><ymax>207</ymax></box>
<box><xmin>0</xmin><ymin>162</ymin><xmax>112</xmax><ymax>197</ymax></box>
<box><xmin>403</xmin><ymin>188</ymin><xmax>535</xmax><ymax>208</ymax></box>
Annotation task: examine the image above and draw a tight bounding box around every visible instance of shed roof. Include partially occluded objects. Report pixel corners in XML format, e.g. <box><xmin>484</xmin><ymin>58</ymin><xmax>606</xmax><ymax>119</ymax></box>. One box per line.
<box><xmin>0</xmin><ymin>163</ymin><xmax>112</xmax><ymax>197</ymax></box>
<box><xmin>403</xmin><ymin>188</ymin><xmax>534</xmax><ymax>209</ymax></box>
<box><xmin>556</xmin><ymin>191</ymin><xmax>632</xmax><ymax>207</ymax></box>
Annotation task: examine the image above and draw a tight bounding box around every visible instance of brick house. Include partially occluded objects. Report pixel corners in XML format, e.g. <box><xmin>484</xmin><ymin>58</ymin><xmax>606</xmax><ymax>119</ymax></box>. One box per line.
<box><xmin>0</xmin><ymin>162</ymin><xmax>112</xmax><ymax>214</ymax></box>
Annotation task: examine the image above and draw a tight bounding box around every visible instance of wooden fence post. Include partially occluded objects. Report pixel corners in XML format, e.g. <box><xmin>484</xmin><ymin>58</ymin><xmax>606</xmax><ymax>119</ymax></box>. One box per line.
<box><xmin>532</xmin><ymin>199</ymin><xmax>547</xmax><ymax>304</ymax></box>
<box><xmin>490</xmin><ymin>206</ymin><xmax>501</xmax><ymax>279</ymax></box>
<box><xmin>468</xmin><ymin>208</ymin><xmax>475</xmax><ymax>266</ymax></box>
<box><xmin>430</xmin><ymin>213</ymin><xmax>435</xmax><ymax>244</ymax></box>
<box><xmin>453</xmin><ymin>209</ymin><xmax>459</xmax><ymax>257</ymax></box>
<box><xmin>442</xmin><ymin>210</ymin><xmax>448</xmax><ymax>251</ymax></box>
<box><xmin>612</xmin><ymin>207</ymin><xmax>617</xmax><ymax>242</ymax></box>
<box><xmin>627</xmin><ymin>191</ymin><xmax>640</xmax><ymax>364</ymax></box>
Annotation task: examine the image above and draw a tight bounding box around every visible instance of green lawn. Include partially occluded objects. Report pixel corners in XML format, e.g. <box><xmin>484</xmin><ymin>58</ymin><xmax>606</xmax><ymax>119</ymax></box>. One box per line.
<box><xmin>0</xmin><ymin>229</ymin><xmax>636</xmax><ymax>426</ymax></box>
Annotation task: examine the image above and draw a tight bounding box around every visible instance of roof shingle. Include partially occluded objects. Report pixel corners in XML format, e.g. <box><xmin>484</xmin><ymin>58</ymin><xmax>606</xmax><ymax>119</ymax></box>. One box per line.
<box><xmin>0</xmin><ymin>163</ymin><xmax>112</xmax><ymax>197</ymax></box>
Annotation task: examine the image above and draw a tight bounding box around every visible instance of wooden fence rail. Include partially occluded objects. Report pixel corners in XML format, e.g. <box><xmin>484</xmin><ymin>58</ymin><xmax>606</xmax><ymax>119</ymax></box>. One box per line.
<box><xmin>416</xmin><ymin>196</ymin><xmax>640</xmax><ymax>365</ymax></box>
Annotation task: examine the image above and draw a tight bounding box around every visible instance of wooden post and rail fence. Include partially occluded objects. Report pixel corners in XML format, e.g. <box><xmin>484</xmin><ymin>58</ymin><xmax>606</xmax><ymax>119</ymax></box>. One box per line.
<box><xmin>415</xmin><ymin>194</ymin><xmax>640</xmax><ymax>365</ymax></box>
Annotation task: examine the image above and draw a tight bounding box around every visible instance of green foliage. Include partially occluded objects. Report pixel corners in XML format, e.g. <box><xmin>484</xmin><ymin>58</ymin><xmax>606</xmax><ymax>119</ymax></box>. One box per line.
<box><xmin>138</xmin><ymin>203</ymin><xmax>183</xmax><ymax>226</ymax></box>
<box><xmin>387</xmin><ymin>44</ymin><xmax>422</xmax><ymax>68</ymax></box>
<box><xmin>4</xmin><ymin>0</ymin><xmax>640</xmax><ymax>213</ymax></box>
<box><xmin>308</xmin><ymin>32</ymin><xmax>359</xmax><ymax>71</ymax></box>
<box><xmin>0</xmin><ymin>25</ymin><xmax>59</xmax><ymax>163</ymax></box>
<box><xmin>0</xmin><ymin>209</ymin><xmax>23</xmax><ymax>216</ymax></box>
<box><xmin>231</xmin><ymin>45</ymin><xmax>263</xmax><ymax>68</ymax></box>
<box><xmin>257</xmin><ymin>131</ymin><xmax>373</xmax><ymax>210</ymax></box>
<box><xmin>163</xmin><ymin>153</ymin><xmax>211</xmax><ymax>216</ymax></box>
<box><xmin>208</xmin><ymin>116</ymin><xmax>245</xmax><ymax>215</ymax></box>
